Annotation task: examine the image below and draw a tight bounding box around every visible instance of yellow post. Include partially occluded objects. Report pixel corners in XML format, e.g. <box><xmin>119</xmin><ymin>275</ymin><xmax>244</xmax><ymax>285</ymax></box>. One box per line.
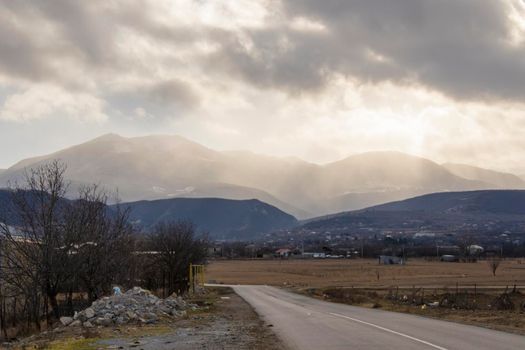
<box><xmin>189</xmin><ymin>264</ymin><xmax>206</xmax><ymax>293</ymax></box>
<box><xmin>189</xmin><ymin>263</ymin><xmax>193</xmax><ymax>293</ymax></box>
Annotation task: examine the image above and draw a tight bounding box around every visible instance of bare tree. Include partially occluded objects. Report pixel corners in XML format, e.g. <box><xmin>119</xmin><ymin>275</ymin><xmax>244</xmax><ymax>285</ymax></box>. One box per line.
<box><xmin>487</xmin><ymin>256</ymin><xmax>501</xmax><ymax>277</ymax></box>
<box><xmin>0</xmin><ymin>160</ymin><xmax>72</xmax><ymax>323</ymax></box>
<box><xmin>146</xmin><ymin>221</ymin><xmax>207</xmax><ymax>296</ymax></box>
<box><xmin>456</xmin><ymin>233</ymin><xmax>476</xmax><ymax>260</ymax></box>
<box><xmin>65</xmin><ymin>185</ymin><xmax>135</xmax><ymax>302</ymax></box>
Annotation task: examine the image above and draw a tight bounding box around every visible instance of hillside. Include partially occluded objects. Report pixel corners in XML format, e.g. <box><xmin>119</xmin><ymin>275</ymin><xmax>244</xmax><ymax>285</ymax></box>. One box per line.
<box><xmin>118</xmin><ymin>197</ymin><xmax>298</xmax><ymax>240</ymax></box>
<box><xmin>0</xmin><ymin>134</ymin><xmax>514</xmax><ymax>218</ymax></box>
<box><xmin>300</xmin><ymin>190</ymin><xmax>525</xmax><ymax>236</ymax></box>
<box><xmin>1</xmin><ymin>189</ymin><xmax>297</xmax><ymax>240</ymax></box>
<box><xmin>0</xmin><ymin>189</ymin><xmax>14</xmax><ymax>223</ymax></box>
<box><xmin>368</xmin><ymin>190</ymin><xmax>525</xmax><ymax>215</ymax></box>
<box><xmin>443</xmin><ymin>163</ymin><xmax>525</xmax><ymax>189</ymax></box>
<box><xmin>0</xmin><ymin>189</ymin><xmax>73</xmax><ymax>226</ymax></box>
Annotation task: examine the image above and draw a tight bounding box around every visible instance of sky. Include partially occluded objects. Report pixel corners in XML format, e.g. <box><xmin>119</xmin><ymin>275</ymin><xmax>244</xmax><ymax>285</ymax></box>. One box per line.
<box><xmin>1</xmin><ymin>0</ymin><xmax>525</xmax><ymax>174</ymax></box>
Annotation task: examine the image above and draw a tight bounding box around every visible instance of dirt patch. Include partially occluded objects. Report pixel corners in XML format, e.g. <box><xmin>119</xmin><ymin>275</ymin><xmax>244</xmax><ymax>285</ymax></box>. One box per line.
<box><xmin>4</xmin><ymin>288</ymin><xmax>285</xmax><ymax>350</ymax></box>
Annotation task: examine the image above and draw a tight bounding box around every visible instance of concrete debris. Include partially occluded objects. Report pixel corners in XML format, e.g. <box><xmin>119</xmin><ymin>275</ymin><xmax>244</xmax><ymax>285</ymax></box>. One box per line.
<box><xmin>59</xmin><ymin>316</ymin><xmax>73</xmax><ymax>326</ymax></box>
<box><xmin>65</xmin><ymin>287</ymin><xmax>195</xmax><ymax>328</ymax></box>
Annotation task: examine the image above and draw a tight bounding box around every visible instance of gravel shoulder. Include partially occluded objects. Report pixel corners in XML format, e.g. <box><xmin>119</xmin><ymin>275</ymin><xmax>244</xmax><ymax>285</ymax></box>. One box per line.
<box><xmin>6</xmin><ymin>287</ymin><xmax>286</xmax><ymax>350</ymax></box>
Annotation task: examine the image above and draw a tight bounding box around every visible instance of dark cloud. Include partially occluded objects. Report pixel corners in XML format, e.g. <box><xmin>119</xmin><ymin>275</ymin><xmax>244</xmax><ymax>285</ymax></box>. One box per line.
<box><xmin>0</xmin><ymin>19</ymin><xmax>50</xmax><ymax>81</ymax></box>
<box><xmin>31</xmin><ymin>1</ymin><xmax>116</xmax><ymax>64</ymax></box>
<box><xmin>148</xmin><ymin>80</ymin><xmax>199</xmax><ymax>109</ymax></box>
<box><xmin>210</xmin><ymin>0</ymin><xmax>525</xmax><ymax>102</ymax></box>
<box><xmin>108</xmin><ymin>80</ymin><xmax>199</xmax><ymax>120</ymax></box>
<box><xmin>0</xmin><ymin>0</ymin><xmax>118</xmax><ymax>86</ymax></box>
<box><xmin>206</xmin><ymin>29</ymin><xmax>334</xmax><ymax>94</ymax></box>
<box><xmin>1</xmin><ymin>0</ymin><xmax>524</xmax><ymax>104</ymax></box>
<box><xmin>0</xmin><ymin>3</ymin><xmax>61</xmax><ymax>82</ymax></box>
<box><xmin>0</xmin><ymin>0</ymin><xmax>201</xmax><ymax>108</ymax></box>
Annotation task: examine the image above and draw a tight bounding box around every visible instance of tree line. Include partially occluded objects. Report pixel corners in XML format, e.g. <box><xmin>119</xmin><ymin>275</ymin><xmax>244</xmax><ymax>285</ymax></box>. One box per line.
<box><xmin>0</xmin><ymin>161</ymin><xmax>207</xmax><ymax>339</ymax></box>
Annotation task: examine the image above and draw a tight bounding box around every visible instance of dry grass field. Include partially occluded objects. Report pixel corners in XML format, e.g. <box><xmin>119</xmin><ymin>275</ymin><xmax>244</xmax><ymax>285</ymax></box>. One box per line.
<box><xmin>206</xmin><ymin>258</ymin><xmax>525</xmax><ymax>288</ymax></box>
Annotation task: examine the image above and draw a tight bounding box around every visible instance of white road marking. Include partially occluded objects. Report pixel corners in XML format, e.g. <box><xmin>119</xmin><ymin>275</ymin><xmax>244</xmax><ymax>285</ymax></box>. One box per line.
<box><xmin>329</xmin><ymin>312</ymin><xmax>449</xmax><ymax>350</ymax></box>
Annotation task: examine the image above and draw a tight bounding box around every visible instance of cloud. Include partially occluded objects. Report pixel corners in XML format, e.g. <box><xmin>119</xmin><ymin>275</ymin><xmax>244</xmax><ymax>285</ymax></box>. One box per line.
<box><xmin>1</xmin><ymin>0</ymin><xmax>525</xmax><ymax>103</ymax></box>
<box><xmin>0</xmin><ymin>4</ymin><xmax>57</xmax><ymax>82</ymax></box>
<box><xmin>107</xmin><ymin>79</ymin><xmax>199</xmax><ymax>122</ymax></box>
<box><xmin>206</xmin><ymin>0</ymin><xmax>525</xmax><ymax>101</ymax></box>
<box><xmin>0</xmin><ymin>85</ymin><xmax>108</xmax><ymax>122</ymax></box>
<box><xmin>148</xmin><ymin>80</ymin><xmax>199</xmax><ymax>109</ymax></box>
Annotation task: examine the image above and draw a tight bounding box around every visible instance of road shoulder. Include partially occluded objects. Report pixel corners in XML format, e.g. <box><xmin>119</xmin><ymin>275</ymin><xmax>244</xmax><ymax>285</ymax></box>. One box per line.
<box><xmin>8</xmin><ymin>287</ymin><xmax>286</xmax><ymax>350</ymax></box>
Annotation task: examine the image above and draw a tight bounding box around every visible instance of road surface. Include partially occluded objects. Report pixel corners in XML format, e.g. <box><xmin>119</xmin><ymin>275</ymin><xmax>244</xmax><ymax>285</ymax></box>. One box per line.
<box><xmin>229</xmin><ymin>285</ymin><xmax>525</xmax><ymax>350</ymax></box>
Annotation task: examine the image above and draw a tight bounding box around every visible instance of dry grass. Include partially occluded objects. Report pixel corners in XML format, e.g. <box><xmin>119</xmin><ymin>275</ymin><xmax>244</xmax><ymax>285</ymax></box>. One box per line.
<box><xmin>206</xmin><ymin>258</ymin><xmax>525</xmax><ymax>288</ymax></box>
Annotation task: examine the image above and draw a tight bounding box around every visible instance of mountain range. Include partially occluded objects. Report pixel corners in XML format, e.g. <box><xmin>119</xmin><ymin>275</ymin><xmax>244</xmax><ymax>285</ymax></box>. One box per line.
<box><xmin>0</xmin><ymin>189</ymin><xmax>296</xmax><ymax>240</ymax></box>
<box><xmin>300</xmin><ymin>190</ymin><xmax>525</xmax><ymax>236</ymax></box>
<box><xmin>4</xmin><ymin>186</ymin><xmax>525</xmax><ymax>240</ymax></box>
<box><xmin>1</xmin><ymin>134</ymin><xmax>524</xmax><ymax>219</ymax></box>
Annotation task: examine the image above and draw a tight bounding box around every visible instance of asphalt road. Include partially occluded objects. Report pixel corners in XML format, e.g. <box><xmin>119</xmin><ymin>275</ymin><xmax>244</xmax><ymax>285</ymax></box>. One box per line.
<box><xmin>229</xmin><ymin>285</ymin><xmax>525</xmax><ymax>350</ymax></box>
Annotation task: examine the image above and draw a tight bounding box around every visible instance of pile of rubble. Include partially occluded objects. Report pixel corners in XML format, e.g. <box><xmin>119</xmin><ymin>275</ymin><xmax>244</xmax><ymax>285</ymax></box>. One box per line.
<box><xmin>59</xmin><ymin>287</ymin><xmax>196</xmax><ymax>328</ymax></box>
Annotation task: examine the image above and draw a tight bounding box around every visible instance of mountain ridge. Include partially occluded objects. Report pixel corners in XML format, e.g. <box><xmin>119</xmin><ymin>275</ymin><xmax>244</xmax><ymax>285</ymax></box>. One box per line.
<box><xmin>118</xmin><ymin>197</ymin><xmax>298</xmax><ymax>240</ymax></box>
<box><xmin>442</xmin><ymin>163</ymin><xmax>525</xmax><ymax>189</ymax></box>
<box><xmin>367</xmin><ymin>189</ymin><xmax>525</xmax><ymax>215</ymax></box>
<box><xmin>1</xmin><ymin>133</ymin><xmax>520</xmax><ymax>218</ymax></box>
<box><xmin>0</xmin><ymin>189</ymin><xmax>297</xmax><ymax>240</ymax></box>
<box><xmin>298</xmin><ymin>190</ymin><xmax>525</xmax><ymax>237</ymax></box>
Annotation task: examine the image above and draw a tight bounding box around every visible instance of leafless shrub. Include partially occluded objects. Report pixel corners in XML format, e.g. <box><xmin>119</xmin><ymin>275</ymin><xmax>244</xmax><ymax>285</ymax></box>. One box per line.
<box><xmin>487</xmin><ymin>256</ymin><xmax>501</xmax><ymax>277</ymax></box>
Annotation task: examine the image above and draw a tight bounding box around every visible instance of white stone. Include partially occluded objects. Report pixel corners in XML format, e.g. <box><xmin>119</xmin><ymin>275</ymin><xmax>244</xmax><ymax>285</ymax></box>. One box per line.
<box><xmin>85</xmin><ymin>307</ymin><xmax>95</xmax><ymax>319</ymax></box>
<box><xmin>59</xmin><ymin>316</ymin><xmax>73</xmax><ymax>326</ymax></box>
